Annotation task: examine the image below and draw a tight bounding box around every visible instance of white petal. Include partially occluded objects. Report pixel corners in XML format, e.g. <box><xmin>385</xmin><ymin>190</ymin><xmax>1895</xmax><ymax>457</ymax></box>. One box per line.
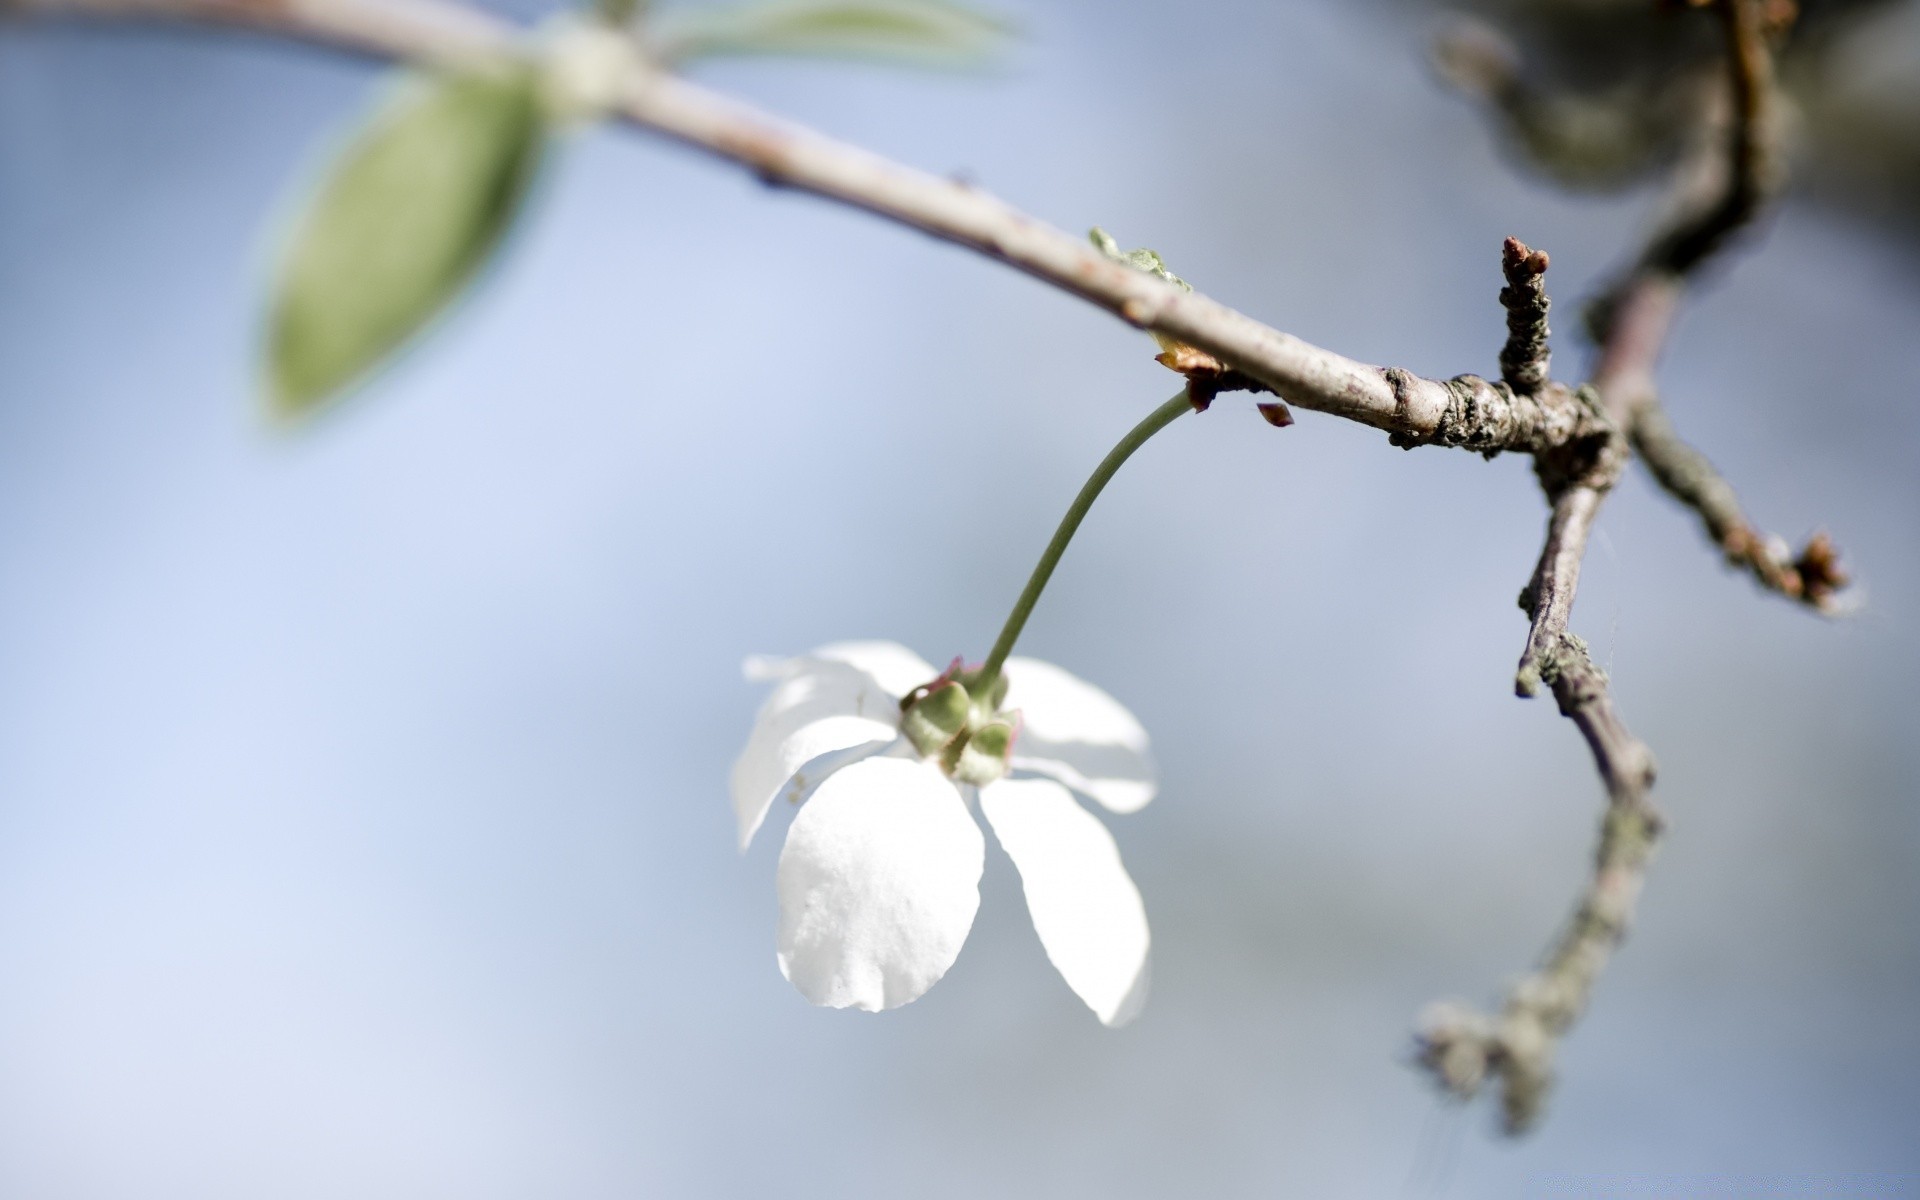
<box><xmin>733</xmin><ymin>642</ymin><xmax>943</xmax><ymax>849</ymax></box>
<box><xmin>1001</xmin><ymin>656</ymin><xmax>1157</xmax><ymax>814</ymax></box>
<box><xmin>731</xmin><ymin>665</ymin><xmax>897</xmax><ymax>851</ymax></box>
<box><xmin>979</xmin><ymin>777</ymin><xmax>1151</xmax><ymax>1027</ymax></box>
<box><xmin>747</xmin><ymin>641</ymin><xmax>939</xmax><ymax>701</ymax></box>
<box><xmin>776</xmin><ymin>758</ymin><xmax>984</xmax><ymax>1012</ymax></box>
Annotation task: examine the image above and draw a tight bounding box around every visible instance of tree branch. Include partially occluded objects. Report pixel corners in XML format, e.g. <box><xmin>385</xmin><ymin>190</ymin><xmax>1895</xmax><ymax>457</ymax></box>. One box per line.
<box><xmin>3</xmin><ymin>0</ymin><xmax>1609</xmax><ymax>454</ymax></box>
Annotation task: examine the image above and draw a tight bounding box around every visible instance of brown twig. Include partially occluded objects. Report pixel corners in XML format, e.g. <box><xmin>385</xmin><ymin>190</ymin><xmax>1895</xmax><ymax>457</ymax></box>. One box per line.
<box><xmin>1631</xmin><ymin>405</ymin><xmax>1849</xmax><ymax>608</ymax></box>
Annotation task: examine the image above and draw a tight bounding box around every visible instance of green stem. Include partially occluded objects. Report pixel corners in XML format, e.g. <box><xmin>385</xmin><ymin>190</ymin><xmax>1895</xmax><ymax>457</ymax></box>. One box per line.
<box><xmin>976</xmin><ymin>390</ymin><xmax>1194</xmax><ymax>690</ymax></box>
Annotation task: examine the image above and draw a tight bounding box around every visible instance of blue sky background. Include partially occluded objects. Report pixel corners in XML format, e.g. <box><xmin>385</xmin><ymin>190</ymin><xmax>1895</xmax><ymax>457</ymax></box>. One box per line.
<box><xmin>1</xmin><ymin>1</ymin><xmax>1917</xmax><ymax>1196</ymax></box>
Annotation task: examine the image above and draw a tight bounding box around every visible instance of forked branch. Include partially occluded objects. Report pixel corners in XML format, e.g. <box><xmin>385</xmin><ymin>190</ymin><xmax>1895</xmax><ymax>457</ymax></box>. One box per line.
<box><xmin>1415</xmin><ymin>0</ymin><xmax>1839</xmax><ymax>1132</ymax></box>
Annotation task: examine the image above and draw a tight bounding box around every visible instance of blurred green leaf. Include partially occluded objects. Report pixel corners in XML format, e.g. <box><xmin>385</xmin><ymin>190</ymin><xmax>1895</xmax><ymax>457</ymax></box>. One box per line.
<box><xmin>654</xmin><ymin>0</ymin><xmax>1012</xmax><ymax>69</ymax></box>
<box><xmin>268</xmin><ymin>64</ymin><xmax>548</xmax><ymax>421</ymax></box>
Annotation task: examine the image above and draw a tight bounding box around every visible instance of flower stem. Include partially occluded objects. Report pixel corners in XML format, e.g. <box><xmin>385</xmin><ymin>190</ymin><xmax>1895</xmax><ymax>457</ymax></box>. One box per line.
<box><xmin>976</xmin><ymin>390</ymin><xmax>1195</xmax><ymax>690</ymax></box>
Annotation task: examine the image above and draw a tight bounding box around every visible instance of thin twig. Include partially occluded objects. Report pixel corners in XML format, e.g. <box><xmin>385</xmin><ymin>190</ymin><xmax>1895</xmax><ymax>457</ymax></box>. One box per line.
<box><xmin>1417</xmin><ymin>695</ymin><xmax>1658</xmax><ymax>1135</ymax></box>
<box><xmin>1414</xmin><ymin>220</ymin><xmax>1684</xmax><ymax>1132</ymax></box>
<box><xmin>1416</xmin><ymin>304</ymin><xmax>1658</xmax><ymax>1132</ymax></box>
<box><xmin>1631</xmin><ymin>405</ymin><xmax>1849</xmax><ymax>609</ymax></box>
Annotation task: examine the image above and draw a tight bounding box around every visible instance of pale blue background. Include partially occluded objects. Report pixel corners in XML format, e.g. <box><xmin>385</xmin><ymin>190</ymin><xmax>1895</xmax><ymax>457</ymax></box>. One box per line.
<box><xmin>1</xmin><ymin>1</ymin><xmax>1917</xmax><ymax>1196</ymax></box>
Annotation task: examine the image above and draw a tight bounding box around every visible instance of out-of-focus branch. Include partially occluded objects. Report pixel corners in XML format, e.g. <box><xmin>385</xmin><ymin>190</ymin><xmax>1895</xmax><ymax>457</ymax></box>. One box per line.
<box><xmin>1604</xmin><ymin>0</ymin><xmax>1786</xmax><ymax>295</ymax></box>
<box><xmin>5</xmin><ymin>0</ymin><xmax>1601</xmax><ymax>455</ymax></box>
<box><xmin>1580</xmin><ymin>1</ymin><xmax>1783</xmax><ymax>356</ymax></box>
<box><xmin>0</xmin><ymin>0</ymin><xmax>513</xmax><ymax>62</ymax></box>
<box><xmin>1430</xmin><ymin>16</ymin><xmax>1705</xmax><ymax>192</ymax></box>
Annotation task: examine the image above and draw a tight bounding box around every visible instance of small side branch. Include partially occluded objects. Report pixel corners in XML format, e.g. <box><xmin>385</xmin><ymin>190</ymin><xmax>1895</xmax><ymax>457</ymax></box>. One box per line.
<box><xmin>1498</xmin><ymin>237</ymin><xmax>1552</xmax><ymax>395</ymax></box>
<box><xmin>1631</xmin><ymin>404</ymin><xmax>1848</xmax><ymax>609</ymax></box>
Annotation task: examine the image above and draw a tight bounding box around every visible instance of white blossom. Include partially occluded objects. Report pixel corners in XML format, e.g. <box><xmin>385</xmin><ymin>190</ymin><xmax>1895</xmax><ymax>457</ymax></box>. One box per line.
<box><xmin>732</xmin><ymin>641</ymin><xmax>1154</xmax><ymax>1026</ymax></box>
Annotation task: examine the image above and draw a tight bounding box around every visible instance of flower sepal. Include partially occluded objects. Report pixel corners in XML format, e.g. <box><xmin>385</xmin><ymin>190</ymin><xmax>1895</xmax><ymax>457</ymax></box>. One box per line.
<box><xmin>949</xmin><ymin>714</ymin><xmax>1018</xmax><ymax>786</ymax></box>
<box><xmin>900</xmin><ymin>677</ymin><xmax>972</xmax><ymax>756</ymax></box>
